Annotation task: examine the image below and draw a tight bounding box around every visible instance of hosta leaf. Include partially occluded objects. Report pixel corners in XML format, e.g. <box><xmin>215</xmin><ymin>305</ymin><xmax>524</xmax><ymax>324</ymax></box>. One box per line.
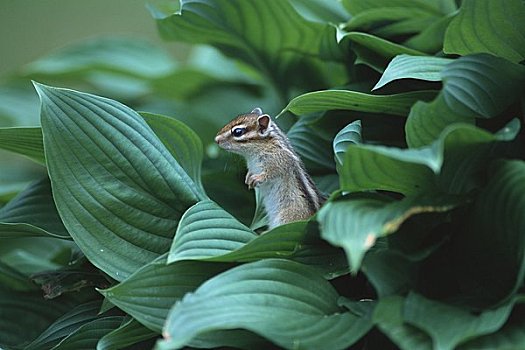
<box><xmin>333</xmin><ymin>120</ymin><xmax>362</xmax><ymax>165</ymax></box>
<box><xmin>373</xmin><ymin>55</ymin><xmax>452</xmax><ymax>90</ymax></box>
<box><xmin>283</xmin><ymin>90</ymin><xmax>436</xmax><ymax>117</ymax></box>
<box><xmin>440</xmin><ymin>54</ymin><xmax>525</xmax><ymax>119</ymax></box>
<box><xmin>25</xmin><ymin>301</ymin><xmax>101</xmax><ymax>350</ymax></box>
<box><xmin>51</xmin><ymin>316</ymin><xmax>124</xmax><ymax>350</ymax></box>
<box><xmin>444</xmin><ymin>0</ymin><xmax>525</xmax><ymax>63</ymax></box>
<box><xmin>96</xmin><ymin>318</ymin><xmax>156</xmax><ymax>350</ymax></box>
<box><xmin>287</xmin><ymin>120</ymin><xmax>335</xmax><ymax>171</ymax></box>
<box><xmin>0</xmin><ymin>288</ymin><xmax>74</xmax><ymax>349</ymax></box>
<box><xmin>404</xmin><ymin>292</ymin><xmax>515</xmax><ymax>350</ymax></box>
<box><xmin>345</xmin><ymin>8</ymin><xmax>435</xmax><ymax>32</ymax></box>
<box><xmin>35</xmin><ymin>83</ymin><xmax>203</xmax><ymax>281</ymax></box>
<box><xmin>168</xmin><ymin>200</ymin><xmax>256</xmax><ymax>263</ymax></box>
<box><xmin>373</xmin><ymin>296</ymin><xmax>433</xmax><ymax>350</ymax></box>
<box><xmin>141</xmin><ymin>112</ymin><xmax>205</xmax><ymax>196</ymax></box>
<box><xmin>453</xmin><ymin>160</ymin><xmax>525</xmax><ymax>307</ymax></box>
<box><xmin>159</xmin><ymin>259</ymin><xmax>373</xmax><ymax>350</ymax></box>
<box><xmin>0</xmin><ymin>260</ymin><xmax>37</xmax><ymax>291</ymax></box>
<box><xmin>406</xmin><ymin>53</ymin><xmax>525</xmax><ymax>146</ymax></box>
<box><xmin>0</xmin><ymin>127</ymin><xmax>45</xmax><ymax>164</ymax></box>
<box><xmin>289</xmin><ymin>0</ymin><xmax>349</xmax><ymax>23</ymax></box>
<box><xmin>0</xmin><ymin>178</ymin><xmax>70</xmax><ymax>239</ymax></box>
<box><xmin>459</xmin><ymin>312</ymin><xmax>525</xmax><ymax>350</ymax></box>
<box><xmin>318</xmin><ymin>193</ymin><xmax>460</xmax><ymax>271</ymax></box>
<box><xmin>342</xmin><ymin>0</ymin><xmax>455</xmax><ymax>16</ymax></box>
<box><xmin>404</xmin><ymin>13</ymin><xmax>455</xmax><ymax>53</ymax></box>
<box><xmin>99</xmin><ymin>256</ymin><xmax>230</xmax><ymax>332</ymax></box>
<box><xmin>152</xmin><ymin>0</ymin><xmax>341</xmax><ymax>96</ymax></box>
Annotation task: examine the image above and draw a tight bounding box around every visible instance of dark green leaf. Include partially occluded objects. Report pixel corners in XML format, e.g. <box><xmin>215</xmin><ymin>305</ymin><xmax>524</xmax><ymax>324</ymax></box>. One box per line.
<box><xmin>342</xmin><ymin>0</ymin><xmax>456</xmax><ymax>16</ymax></box>
<box><xmin>373</xmin><ymin>296</ymin><xmax>433</xmax><ymax>350</ymax></box>
<box><xmin>159</xmin><ymin>259</ymin><xmax>372</xmax><ymax>349</ymax></box>
<box><xmin>168</xmin><ymin>200</ymin><xmax>256</xmax><ymax>263</ymax></box>
<box><xmin>0</xmin><ymin>178</ymin><xmax>70</xmax><ymax>239</ymax></box>
<box><xmin>25</xmin><ymin>301</ymin><xmax>101</xmax><ymax>350</ymax></box>
<box><xmin>404</xmin><ymin>292</ymin><xmax>514</xmax><ymax>350</ymax></box>
<box><xmin>51</xmin><ymin>316</ymin><xmax>124</xmax><ymax>350</ymax></box>
<box><xmin>373</xmin><ymin>55</ymin><xmax>452</xmax><ymax>90</ymax></box>
<box><xmin>283</xmin><ymin>90</ymin><xmax>436</xmax><ymax>117</ymax></box>
<box><xmin>459</xmin><ymin>312</ymin><xmax>525</xmax><ymax>350</ymax></box>
<box><xmin>318</xmin><ymin>193</ymin><xmax>460</xmax><ymax>271</ymax></box>
<box><xmin>444</xmin><ymin>0</ymin><xmax>525</xmax><ymax>63</ymax></box>
<box><xmin>0</xmin><ymin>127</ymin><xmax>45</xmax><ymax>164</ymax></box>
<box><xmin>0</xmin><ymin>259</ymin><xmax>37</xmax><ymax>291</ymax></box>
<box><xmin>287</xmin><ymin>120</ymin><xmax>335</xmax><ymax>171</ymax></box>
<box><xmin>404</xmin><ymin>13</ymin><xmax>455</xmax><ymax>53</ymax></box>
<box><xmin>35</xmin><ymin>83</ymin><xmax>203</xmax><ymax>281</ymax></box>
<box><xmin>96</xmin><ymin>318</ymin><xmax>157</xmax><ymax>350</ymax></box>
<box><xmin>99</xmin><ymin>256</ymin><xmax>230</xmax><ymax>332</ymax></box>
<box><xmin>453</xmin><ymin>160</ymin><xmax>525</xmax><ymax>307</ymax></box>
<box><xmin>141</xmin><ymin>112</ymin><xmax>206</xmax><ymax>196</ymax></box>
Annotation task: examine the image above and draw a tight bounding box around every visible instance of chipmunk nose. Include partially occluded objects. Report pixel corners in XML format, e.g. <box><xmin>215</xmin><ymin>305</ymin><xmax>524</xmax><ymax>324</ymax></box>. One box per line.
<box><xmin>214</xmin><ymin>135</ymin><xmax>220</xmax><ymax>144</ymax></box>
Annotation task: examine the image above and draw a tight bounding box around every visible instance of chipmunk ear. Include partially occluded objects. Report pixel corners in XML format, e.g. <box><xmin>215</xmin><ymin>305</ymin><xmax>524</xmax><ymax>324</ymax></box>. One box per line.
<box><xmin>251</xmin><ymin>107</ymin><xmax>263</xmax><ymax>116</ymax></box>
<box><xmin>257</xmin><ymin>114</ymin><xmax>271</xmax><ymax>133</ymax></box>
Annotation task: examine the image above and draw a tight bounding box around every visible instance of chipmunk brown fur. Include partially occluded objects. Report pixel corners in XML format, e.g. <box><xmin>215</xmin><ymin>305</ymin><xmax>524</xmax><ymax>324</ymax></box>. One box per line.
<box><xmin>215</xmin><ymin>108</ymin><xmax>324</xmax><ymax>229</ymax></box>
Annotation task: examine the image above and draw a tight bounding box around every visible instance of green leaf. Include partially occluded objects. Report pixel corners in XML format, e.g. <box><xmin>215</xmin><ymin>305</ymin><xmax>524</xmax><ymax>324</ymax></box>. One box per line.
<box><xmin>318</xmin><ymin>193</ymin><xmax>460</xmax><ymax>271</ymax></box>
<box><xmin>50</xmin><ymin>316</ymin><xmax>124</xmax><ymax>350</ymax></box>
<box><xmin>406</xmin><ymin>54</ymin><xmax>525</xmax><ymax>147</ymax></box>
<box><xmin>345</xmin><ymin>8</ymin><xmax>436</xmax><ymax>32</ymax></box>
<box><xmin>168</xmin><ymin>200</ymin><xmax>256</xmax><ymax>263</ymax></box>
<box><xmin>96</xmin><ymin>318</ymin><xmax>157</xmax><ymax>350</ymax></box>
<box><xmin>342</xmin><ymin>0</ymin><xmax>455</xmax><ymax>16</ymax></box>
<box><xmin>283</xmin><ymin>90</ymin><xmax>436</xmax><ymax>117</ymax></box>
<box><xmin>26</xmin><ymin>37</ymin><xmax>175</xmax><ymax>78</ymax></box>
<box><xmin>289</xmin><ymin>0</ymin><xmax>349</xmax><ymax>23</ymax></box>
<box><xmin>333</xmin><ymin>120</ymin><xmax>362</xmax><ymax>165</ymax></box>
<box><xmin>99</xmin><ymin>256</ymin><xmax>230</xmax><ymax>332</ymax></box>
<box><xmin>287</xmin><ymin>120</ymin><xmax>335</xmax><ymax>171</ymax></box>
<box><xmin>0</xmin><ymin>288</ymin><xmax>74</xmax><ymax>349</ymax></box>
<box><xmin>141</xmin><ymin>112</ymin><xmax>205</xmax><ymax>196</ymax></box>
<box><xmin>0</xmin><ymin>178</ymin><xmax>70</xmax><ymax>239</ymax></box>
<box><xmin>453</xmin><ymin>160</ymin><xmax>525</xmax><ymax>306</ymax></box>
<box><xmin>444</xmin><ymin>0</ymin><xmax>525</xmax><ymax>63</ymax></box>
<box><xmin>35</xmin><ymin>83</ymin><xmax>203</xmax><ymax>281</ymax></box>
<box><xmin>373</xmin><ymin>55</ymin><xmax>452</xmax><ymax>90</ymax></box>
<box><xmin>404</xmin><ymin>13</ymin><xmax>455</xmax><ymax>53</ymax></box>
<box><xmin>0</xmin><ymin>259</ymin><xmax>37</xmax><ymax>291</ymax></box>
<box><xmin>153</xmin><ymin>0</ymin><xmax>342</xmax><ymax>98</ymax></box>
<box><xmin>25</xmin><ymin>301</ymin><xmax>101</xmax><ymax>350</ymax></box>
<box><xmin>339</xmin><ymin>123</ymin><xmax>517</xmax><ymax>195</ymax></box>
<box><xmin>159</xmin><ymin>259</ymin><xmax>373</xmax><ymax>350</ymax></box>
<box><xmin>404</xmin><ymin>293</ymin><xmax>514</xmax><ymax>350</ymax></box>
<box><xmin>459</xmin><ymin>312</ymin><xmax>525</xmax><ymax>350</ymax></box>
<box><xmin>373</xmin><ymin>296</ymin><xmax>433</xmax><ymax>350</ymax></box>
<box><xmin>0</xmin><ymin>127</ymin><xmax>45</xmax><ymax>164</ymax></box>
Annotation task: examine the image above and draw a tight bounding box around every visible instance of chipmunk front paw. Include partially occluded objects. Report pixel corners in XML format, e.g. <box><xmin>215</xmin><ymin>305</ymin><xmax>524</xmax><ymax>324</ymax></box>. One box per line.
<box><xmin>245</xmin><ymin>172</ymin><xmax>265</xmax><ymax>189</ymax></box>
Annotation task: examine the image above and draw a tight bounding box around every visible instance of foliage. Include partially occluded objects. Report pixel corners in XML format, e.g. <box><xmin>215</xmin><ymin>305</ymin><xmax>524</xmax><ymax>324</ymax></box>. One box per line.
<box><xmin>0</xmin><ymin>0</ymin><xmax>524</xmax><ymax>349</ymax></box>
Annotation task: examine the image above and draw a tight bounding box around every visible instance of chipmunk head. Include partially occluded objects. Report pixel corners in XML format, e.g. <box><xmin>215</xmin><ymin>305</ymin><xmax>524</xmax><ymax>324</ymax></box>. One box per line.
<box><xmin>215</xmin><ymin>107</ymin><xmax>275</xmax><ymax>155</ymax></box>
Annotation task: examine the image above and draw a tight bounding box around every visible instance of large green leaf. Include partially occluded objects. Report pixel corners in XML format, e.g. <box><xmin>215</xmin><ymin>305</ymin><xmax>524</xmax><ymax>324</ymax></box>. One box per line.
<box><xmin>342</xmin><ymin>0</ymin><xmax>456</xmax><ymax>16</ymax></box>
<box><xmin>287</xmin><ymin>119</ymin><xmax>335</xmax><ymax>171</ymax></box>
<box><xmin>453</xmin><ymin>160</ymin><xmax>525</xmax><ymax>307</ymax></box>
<box><xmin>406</xmin><ymin>54</ymin><xmax>525</xmax><ymax>147</ymax></box>
<box><xmin>141</xmin><ymin>112</ymin><xmax>205</xmax><ymax>195</ymax></box>
<box><xmin>318</xmin><ymin>193</ymin><xmax>460</xmax><ymax>271</ymax></box>
<box><xmin>159</xmin><ymin>259</ymin><xmax>372</xmax><ymax>350</ymax></box>
<box><xmin>0</xmin><ymin>127</ymin><xmax>45</xmax><ymax>164</ymax></box>
<box><xmin>35</xmin><ymin>83</ymin><xmax>203</xmax><ymax>281</ymax></box>
<box><xmin>0</xmin><ymin>259</ymin><xmax>37</xmax><ymax>291</ymax></box>
<box><xmin>283</xmin><ymin>89</ymin><xmax>436</xmax><ymax>117</ymax></box>
<box><xmin>444</xmin><ymin>0</ymin><xmax>525</xmax><ymax>63</ymax></box>
<box><xmin>404</xmin><ymin>13</ymin><xmax>455</xmax><ymax>53</ymax></box>
<box><xmin>289</xmin><ymin>0</ymin><xmax>349</xmax><ymax>23</ymax></box>
<box><xmin>99</xmin><ymin>256</ymin><xmax>230</xmax><ymax>332</ymax></box>
<box><xmin>0</xmin><ymin>178</ymin><xmax>70</xmax><ymax>239</ymax></box>
<box><xmin>373</xmin><ymin>55</ymin><xmax>452</xmax><ymax>90</ymax></box>
<box><xmin>25</xmin><ymin>301</ymin><xmax>101</xmax><ymax>350</ymax></box>
<box><xmin>96</xmin><ymin>318</ymin><xmax>157</xmax><ymax>350</ymax></box>
<box><xmin>404</xmin><ymin>293</ymin><xmax>515</xmax><ymax>350</ymax></box>
<box><xmin>50</xmin><ymin>316</ymin><xmax>124</xmax><ymax>350</ymax></box>
<box><xmin>152</xmin><ymin>0</ymin><xmax>342</xmax><ymax>99</ymax></box>
<box><xmin>168</xmin><ymin>200</ymin><xmax>256</xmax><ymax>263</ymax></box>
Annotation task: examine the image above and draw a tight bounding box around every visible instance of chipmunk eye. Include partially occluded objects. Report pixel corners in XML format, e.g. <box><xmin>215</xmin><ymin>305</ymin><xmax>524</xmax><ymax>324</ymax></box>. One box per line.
<box><xmin>232</xmin><ymin>127</ymin><xmax>246</xmax><ymax>137</ymax></box>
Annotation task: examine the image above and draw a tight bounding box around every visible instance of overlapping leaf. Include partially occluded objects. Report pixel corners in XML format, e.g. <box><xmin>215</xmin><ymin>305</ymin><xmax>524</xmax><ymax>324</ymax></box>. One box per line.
<box><xmin>333</xmin><ymin>120</ymin><xmax>362</xmax><ymax>165</ymax></box>
<box><xmin>159</xmin><ymin>259</ymin><xmax>372</xmax><ymax>350</ymax></box>
<box><xmin>50</xmin><ymin>316</ymin><xmax>124</xmax><ymax>350</ymax></box>
<box><xmin>35</xmin><ymin>83</ymin><xmax>203</xmax><ymax>281</ymax></box>
<box><xmin>96</xmin><ymin>318</ymin><xmax>156</xmax><ymax>350</ymax></box>
<box><xmin>0</xmin><ymin>178</ymin><xmax>70</xmax><ymax>239</ymax></box>
<box><xmin>0</xmin><ymin>127</ymin><xmax>45</xmax><ymax>164</ymax></box>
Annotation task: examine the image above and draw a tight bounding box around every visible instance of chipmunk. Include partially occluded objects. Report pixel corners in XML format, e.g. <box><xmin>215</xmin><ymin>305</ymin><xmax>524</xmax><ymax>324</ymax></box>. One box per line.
<box><xmin>215</xmin><ymin>108</ymin><xmax>325</xmax><ymax>229</ymax></box>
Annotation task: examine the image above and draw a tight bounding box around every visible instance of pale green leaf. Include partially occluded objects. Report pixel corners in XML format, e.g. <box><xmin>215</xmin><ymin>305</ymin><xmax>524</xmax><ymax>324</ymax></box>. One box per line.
<box><xmin>333</xmin><ymin>120</ymin><xmax>362</xmax><ymax>165</ymax></box>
